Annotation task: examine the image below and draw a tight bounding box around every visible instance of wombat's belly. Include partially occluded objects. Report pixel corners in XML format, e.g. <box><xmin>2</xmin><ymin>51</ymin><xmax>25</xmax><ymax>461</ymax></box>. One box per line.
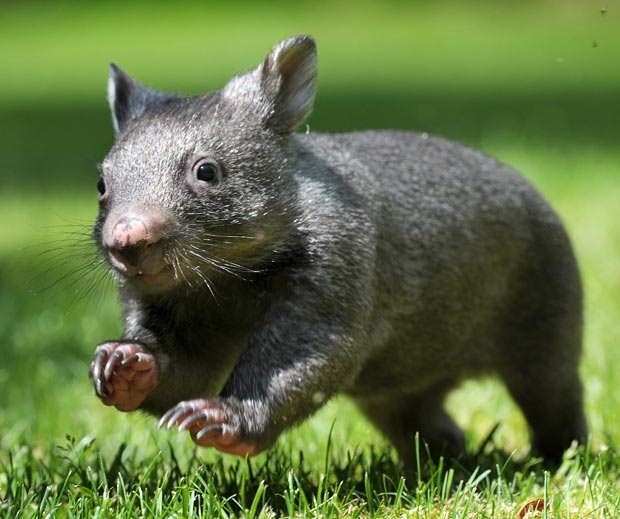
<box><xmin>345</xmin><ymin>317</ymin><xmax>497</xmax><ymax>399</ymax></box>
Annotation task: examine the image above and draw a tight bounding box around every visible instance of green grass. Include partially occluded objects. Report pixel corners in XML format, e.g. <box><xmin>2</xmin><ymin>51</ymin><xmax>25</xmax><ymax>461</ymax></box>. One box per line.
<box><xmin>2</xmin><ymin>1</ymin><xmax>620</xmax><ymax>517</ymax></box>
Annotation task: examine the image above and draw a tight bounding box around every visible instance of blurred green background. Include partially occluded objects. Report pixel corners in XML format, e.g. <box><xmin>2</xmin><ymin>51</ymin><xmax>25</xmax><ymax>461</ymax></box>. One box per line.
<box><xmin>0</xmin><ymin>0</ymin><xmax>618</xmax><ymax>460</ymax></box>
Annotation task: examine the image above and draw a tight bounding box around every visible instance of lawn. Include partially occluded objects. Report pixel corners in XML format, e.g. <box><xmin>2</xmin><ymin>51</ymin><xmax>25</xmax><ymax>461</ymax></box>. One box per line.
<box><xmin>1</xmin><ymin>1</ymin><xmax>620</xmax><ymax>517</ymax></box>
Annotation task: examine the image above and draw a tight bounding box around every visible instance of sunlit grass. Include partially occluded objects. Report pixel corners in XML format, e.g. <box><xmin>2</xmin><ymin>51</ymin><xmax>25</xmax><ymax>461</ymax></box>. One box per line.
<box><xmin>1</xmin><ymin>0</ymin><xmax>620</xmax><ymax>517</ymax></box>
<box><xmin>2</xmin><ymin>140</ymin><xmax>619</xmax><ymax>519</ymax></box>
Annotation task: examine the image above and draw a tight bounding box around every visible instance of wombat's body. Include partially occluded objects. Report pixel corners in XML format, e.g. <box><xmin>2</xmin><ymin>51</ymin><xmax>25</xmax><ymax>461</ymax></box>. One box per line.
<box><xmin>90</xmin><ymin>35</ymin><xmax>586</xmax><ymax>463</ymax></box>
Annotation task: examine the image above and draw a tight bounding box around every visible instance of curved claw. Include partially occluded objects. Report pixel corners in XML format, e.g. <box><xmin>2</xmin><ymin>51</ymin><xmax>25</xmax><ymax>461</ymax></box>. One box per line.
<box><xmin>158</xmin><ymin>401</ymin><xmax>195</xmax><ymax>430</ymax></box>
<box><xmin>104</xmin><ymin>348</ymin><xmax>127</xmax><ymax>380</ymax></box>
<box><xmin>89</xmin><ymin>341</ymin><xmax>158</xmax><ymax>411</ymax></box>
<box><xmin>178</xmin><ymin>409</ymin><xmax>218</xmax><ymax>431</ymax></box>
<box><xmin>158</xmin><ymin>400</ymin><xmax>225</xmax><ymax>433</ymax></box>
<box><xmin>196</xmin><ymin>423</ymin><xmax>227</xmax><ymax>440</ymax></box>
<box><xmin>158</xmin><ymin>398</ymin><xmax>264</xmax><ymax>457</ymax></box>
<box><xmin>120</xmin><ymin>353</ymin><xmax>143</xmax><ymax>370</ymax></box>
<box><xmin>90</xmin><ymin>345</ymin><xmax>113</xmax><ymax>397</ymax></box>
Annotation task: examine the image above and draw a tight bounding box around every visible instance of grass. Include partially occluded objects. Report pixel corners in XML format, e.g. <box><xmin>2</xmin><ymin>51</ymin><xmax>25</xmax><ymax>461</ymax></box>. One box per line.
<box><xmin>1</xmin><ymin>1</ymin><xmax>620</xmax><ymax>517</ymax></box>
<box><xmin>4</xmin><ymin>435</ymin><xmax>620</xmax><ymax>518</ymax></box>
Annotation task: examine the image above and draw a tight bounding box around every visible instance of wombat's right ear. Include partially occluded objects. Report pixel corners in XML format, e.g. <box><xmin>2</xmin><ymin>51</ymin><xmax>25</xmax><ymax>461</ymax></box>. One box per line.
<box><xmin>259</xmin><ymin>35</ymin><xmax>318</xmax><ymax>134</ymax></box>
<box><xmin>107</xmin><ymin>64</ymin><xmax>173</xmax><ymax>133</ymax></box>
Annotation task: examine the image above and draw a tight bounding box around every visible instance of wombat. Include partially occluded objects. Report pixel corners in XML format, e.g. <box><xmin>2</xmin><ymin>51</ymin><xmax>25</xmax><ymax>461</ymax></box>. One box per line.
<box><xmin>89</xmin><ymin>34</ymin><xmax>587</xmax><ymax>463</ymax></box>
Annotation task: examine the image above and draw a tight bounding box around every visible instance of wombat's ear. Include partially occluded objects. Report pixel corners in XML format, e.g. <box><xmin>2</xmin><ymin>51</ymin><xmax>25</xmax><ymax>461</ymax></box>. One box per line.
<box><xmin>107</xmin><ymin>64</ymin><xmax>174</xmax><ymax>133</ymax></box>
<box><xmin>259</xmin><ymin>35</ymin><xmax>317</xmax><ymax>134</ymax></box>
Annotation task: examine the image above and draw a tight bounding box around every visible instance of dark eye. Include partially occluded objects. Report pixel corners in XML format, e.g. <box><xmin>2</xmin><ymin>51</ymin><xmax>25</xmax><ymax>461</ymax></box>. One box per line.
<box><xmin>97</xmin><ymin>177</ymin><xmax>106</xmax><ymax>197</ymax></box>
<box><xmin>194</xmin><ymin>159</ymin><xmax>222</xmax><ymax>184</ymax></box>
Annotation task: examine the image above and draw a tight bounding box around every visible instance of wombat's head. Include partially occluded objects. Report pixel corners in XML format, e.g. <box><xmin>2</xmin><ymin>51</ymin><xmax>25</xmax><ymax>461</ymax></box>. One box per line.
<box><xmin>94</xmin><ymin>35</ymin><xmax>317</xmax><ymax>294</ymax></box>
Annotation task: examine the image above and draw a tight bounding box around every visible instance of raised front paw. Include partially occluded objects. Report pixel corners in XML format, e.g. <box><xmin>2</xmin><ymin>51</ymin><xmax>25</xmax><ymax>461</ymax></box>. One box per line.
<box><xmin>158</xmin><ymin>398</ymin><xmax>266</xmax><ymax>457</ymax></box>
<box><xmin>89</xmin><ymin>341</ymin><xmax>158</xmax><ymax>412</ymax></box>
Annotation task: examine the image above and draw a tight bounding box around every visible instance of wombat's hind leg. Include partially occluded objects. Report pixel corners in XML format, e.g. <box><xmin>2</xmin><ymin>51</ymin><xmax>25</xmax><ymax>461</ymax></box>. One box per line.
<box><xmin>500</xmin><ymin>363</ymin><xmax>587</xmax><ymax>461</ymax></box>
<box><xmin>356</xmin><ymin>384</ymin><xmax>465</xmax><ymax>466</ymax></box>
<box><xmin>497</xmin><ymin>231</ymin><xmax>588</xmax><ymax>460</ymax></box>
<box><xmin>497</xmin><ymin>302</ymin><xmax>587</xmax><ymax>461</ymax></box>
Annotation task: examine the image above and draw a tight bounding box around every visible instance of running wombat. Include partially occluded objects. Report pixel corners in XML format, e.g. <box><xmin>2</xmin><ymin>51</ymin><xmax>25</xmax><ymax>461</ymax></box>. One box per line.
<box><xmin>89</xmin><ymin>35</ymin><xmax>587</xmax><ymax>462</ymax></box>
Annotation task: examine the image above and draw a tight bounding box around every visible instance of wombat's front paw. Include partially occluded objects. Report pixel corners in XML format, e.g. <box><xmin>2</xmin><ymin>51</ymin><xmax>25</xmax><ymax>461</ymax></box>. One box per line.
<box><xmin>158</xmin><ymin>398</ymin><xmax>266</xmax><ymax>457</ymax></box>
<box><xmin>89</xmin><ymin>341</ymin><xmax>158</xmax><ymax>412</ymax></box>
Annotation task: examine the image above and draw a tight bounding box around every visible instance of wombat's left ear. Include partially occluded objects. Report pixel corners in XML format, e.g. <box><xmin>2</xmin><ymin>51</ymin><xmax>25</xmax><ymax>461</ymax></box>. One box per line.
<box><xmin>259</xmin><ymin>35</ymin><xmax>318</xmax><ymax>134</ymax></box>
<box><xmin>107</xmin><ymin>64</ymin><xmax>176</xmax><ymax>133</ymax></box>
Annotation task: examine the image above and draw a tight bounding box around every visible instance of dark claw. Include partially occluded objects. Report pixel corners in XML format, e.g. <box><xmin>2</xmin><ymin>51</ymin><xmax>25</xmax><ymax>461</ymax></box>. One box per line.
<box><xmin>90</xmin><ymin>348</ymin><xmax>107</xmax><ymax>380</ymax></box>
<box><xmin>196</xmin><ymin>423</ymin><xmax>225</xmax><ymax>440</ymax></box>
<box><xmin>158</xmin><ymin>402</ymin><xmax>194</xmax><ymax>430</ymax></box>
<box><xmin>120</xmin><ymin>353</ymin><xmax>141</xmax><ymax>369</ymax></box>
<box><xmin>90</xmin><ymin>362</ymin><xmax>101</xmax><ymax>386</ymax></box>
<box><xmin>104</xmin><ymin>348</ymin><xmax>126</xmax><ymax>380</ymax></box>
<box><xmin>91</xmin><ymin>347</ymin><xmax>111</xmax><ymax>397</ymax></box>
<box><xmin>165</xmin><ymin>406</ymin><xmax>191</xmax><ymax>429</ymax></box>
<box><xmin>157</xmin><ymin>409</ymin><xmax>173</xmax><ymax>429</ymax></box>
<box><xmin>94</xmin><ymin>379</ymin><xmax>110</xmax><ymax>398</ymax></box>
<box><xmin>178</xmin><ymin>410</ymin><xmax>213</xmax><ymax>431</ymax></box>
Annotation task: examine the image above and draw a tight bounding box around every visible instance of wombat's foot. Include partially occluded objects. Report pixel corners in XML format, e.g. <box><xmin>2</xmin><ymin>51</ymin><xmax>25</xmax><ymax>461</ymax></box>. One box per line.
<box><xmin>90</xmin><ymin>341</ymin><xmax>158</xmax><ymax>412</ymax></box>
<box><xmin>158</xmin><ymin>398</ymin><xmax>266</xmax><ymax>457</ymax></box>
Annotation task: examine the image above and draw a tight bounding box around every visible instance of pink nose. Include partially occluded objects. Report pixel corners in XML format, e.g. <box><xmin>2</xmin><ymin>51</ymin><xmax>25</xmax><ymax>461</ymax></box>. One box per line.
<box><xmin>108</xmin><ymin>216</ymin><xmax>159</xmax><ymax>268</ymax></box>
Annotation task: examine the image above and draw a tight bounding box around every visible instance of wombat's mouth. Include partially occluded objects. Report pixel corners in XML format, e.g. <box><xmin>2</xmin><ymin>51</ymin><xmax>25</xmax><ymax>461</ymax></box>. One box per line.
<box><xmin>107</xmin><ymin>249</ymin><xmax>181</xmax><ymax>293</ymax></box>
<box><xmin>117</xmin><ymin>264</ymin><xmax>182</xmax><ymax>294</ymax></box>
<box><xmin>107</xmin><ymin>245</ymin><xmax>165</xmax><ymax>275</ymax></box>
<box><xmin>105</xmin><ymin>228</ymin><xmax>264</xmax><ymax>295</ymax></box>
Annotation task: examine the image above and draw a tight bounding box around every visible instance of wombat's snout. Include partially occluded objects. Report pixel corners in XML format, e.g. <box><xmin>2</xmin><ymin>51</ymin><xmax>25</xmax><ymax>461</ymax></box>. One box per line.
<box><xmin>106</xmin><ymin>215</ymin><xmax>163</xmax><ymax>274</ymax></box>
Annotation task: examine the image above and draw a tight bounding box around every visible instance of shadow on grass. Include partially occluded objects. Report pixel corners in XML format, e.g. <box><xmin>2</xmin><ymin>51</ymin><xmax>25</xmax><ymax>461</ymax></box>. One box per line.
<box><xmin>1</xmin><ymin>88</ymin><xmax>618</xmax><ymax>191</ymax></box>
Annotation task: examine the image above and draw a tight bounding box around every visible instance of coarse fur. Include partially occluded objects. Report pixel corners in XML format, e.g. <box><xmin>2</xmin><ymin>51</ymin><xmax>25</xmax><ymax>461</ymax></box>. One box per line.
<box><xmin>90</xmin><ymin>35</ymin><xmax>587</xmax><ymax>464</ymax></box>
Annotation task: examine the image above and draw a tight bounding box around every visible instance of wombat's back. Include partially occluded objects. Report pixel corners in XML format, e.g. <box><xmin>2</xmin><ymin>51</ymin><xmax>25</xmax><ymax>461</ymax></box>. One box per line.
<box><xmin>299</xmin><ymin>129</ymin><xmax>582</xmax><ymax>388</ymax></box>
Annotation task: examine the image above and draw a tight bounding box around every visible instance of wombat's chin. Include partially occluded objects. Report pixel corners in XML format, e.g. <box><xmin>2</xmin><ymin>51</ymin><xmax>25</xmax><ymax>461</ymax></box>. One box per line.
<box><xmin>119</xmin><ymin>267</ymin><xmax>182</xmax><ymax>294</ymax></box>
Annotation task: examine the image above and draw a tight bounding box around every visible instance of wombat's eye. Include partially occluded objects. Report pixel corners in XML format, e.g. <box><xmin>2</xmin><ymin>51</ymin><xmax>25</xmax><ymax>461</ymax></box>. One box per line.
<box><xmin>97</xmin><ymin>177</ymin><xmax>106</xmax><ymax>197</ymax></box>
<box><xmin>194</xmin><ymin>159</ymin><xmax>223</xmax><ymax>184</ymax></box>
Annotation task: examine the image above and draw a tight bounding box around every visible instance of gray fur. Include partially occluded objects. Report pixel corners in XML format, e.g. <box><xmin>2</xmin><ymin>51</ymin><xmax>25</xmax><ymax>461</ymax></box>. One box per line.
<box><xmin>90</xmin><ymin>34</ymin><xmax>587</xmax><ymax>463</ymax></box>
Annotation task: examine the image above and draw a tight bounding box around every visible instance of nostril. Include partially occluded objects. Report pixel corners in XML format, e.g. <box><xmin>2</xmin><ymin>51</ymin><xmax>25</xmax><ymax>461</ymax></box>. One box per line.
<box><xmin>106</xmin><ymin>216</ymin><xmax>162</xmax><ymax>269</ymax></box>
<box><xmin>112</xmin><ymin>216</ymin><xmax>150</xmax><ymax>248</ymax></box>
